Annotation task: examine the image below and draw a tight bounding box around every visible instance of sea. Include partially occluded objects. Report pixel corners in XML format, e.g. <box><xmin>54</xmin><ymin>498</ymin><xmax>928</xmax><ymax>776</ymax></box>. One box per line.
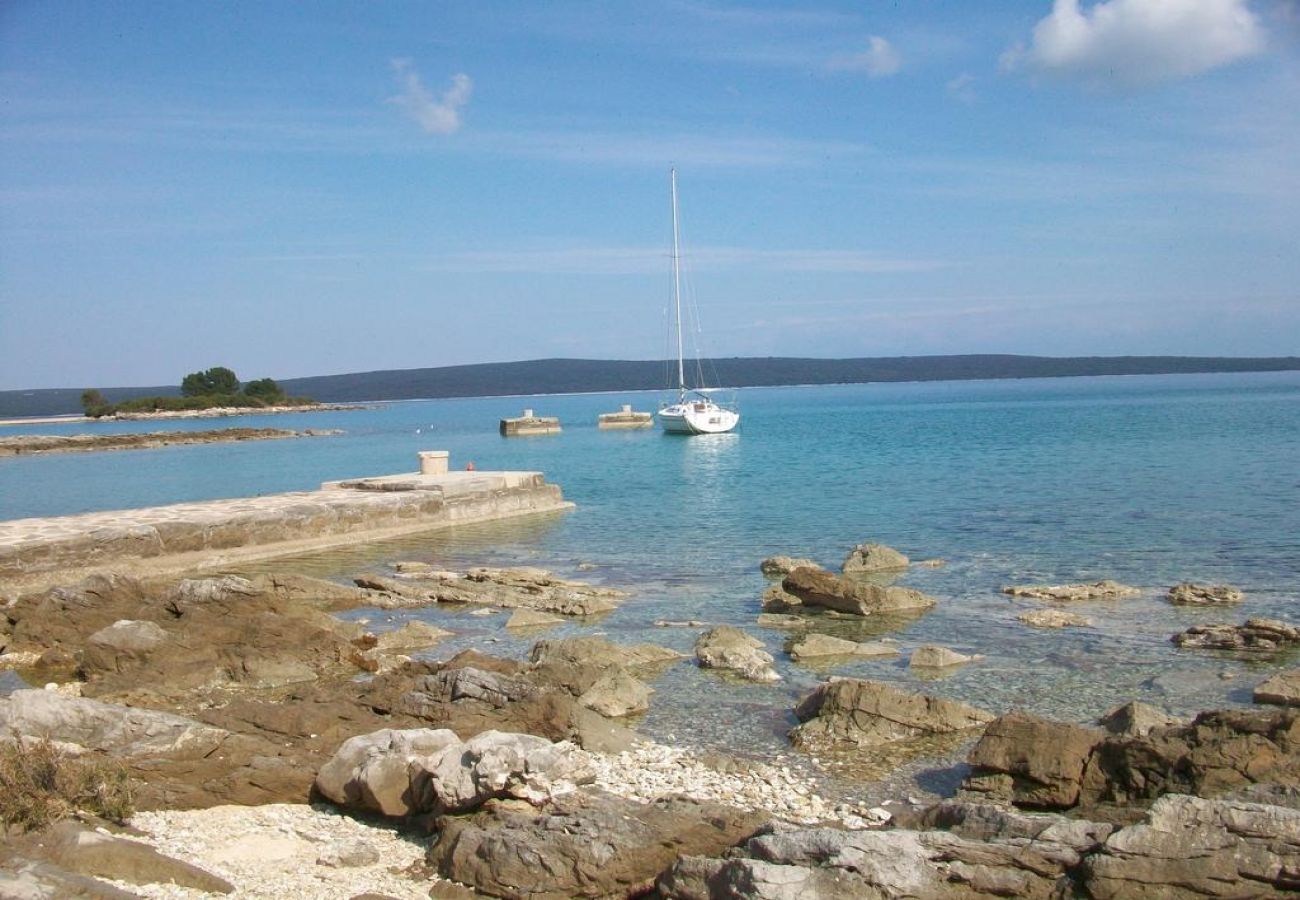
<box><xmin>3</xmin><ymin>371</ymin><xmax>1299</xmax><ymax>789</ymax></box>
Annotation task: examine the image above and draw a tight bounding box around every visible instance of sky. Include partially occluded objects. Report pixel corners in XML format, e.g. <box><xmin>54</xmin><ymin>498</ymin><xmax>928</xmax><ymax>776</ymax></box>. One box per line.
<box><xmin>2</xmin><ymin>0</ymin><xmax>1298</xmax><ymax>390</ymax></box>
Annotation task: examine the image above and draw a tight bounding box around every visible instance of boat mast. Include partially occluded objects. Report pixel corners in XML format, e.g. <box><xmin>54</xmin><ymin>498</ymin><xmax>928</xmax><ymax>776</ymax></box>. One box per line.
<box><xmin>670</xmin><ymin>168</ymin><xmax>685</xmax><ymax>393</ymax></box>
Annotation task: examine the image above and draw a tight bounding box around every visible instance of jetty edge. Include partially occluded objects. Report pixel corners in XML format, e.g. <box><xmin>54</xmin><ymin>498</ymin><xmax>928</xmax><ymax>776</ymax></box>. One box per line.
<box><xmin>0</xmin><ymin>451</ymin><xmax>572</xmax><ymax>594</ymax></box>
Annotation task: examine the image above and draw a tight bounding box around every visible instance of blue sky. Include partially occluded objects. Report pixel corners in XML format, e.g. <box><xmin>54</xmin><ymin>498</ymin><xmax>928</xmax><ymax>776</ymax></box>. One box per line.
<box><xmin>2</xmin><ymin>0</ymin><xmax>1298</xmax><ymax>390</ymax></box>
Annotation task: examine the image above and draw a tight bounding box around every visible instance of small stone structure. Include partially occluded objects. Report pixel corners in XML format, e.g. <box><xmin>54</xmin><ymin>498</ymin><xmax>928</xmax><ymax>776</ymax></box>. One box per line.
<box><xmin>0</xmin><ymin>453</ymin><xmax>573</xmax><ymax>591</ymax></box>
<box><xmin>418</xmin><ymin>450</ymin><xmax>449</xmax><ymax>474</ymax></box>
<box><xmin>598</xmin><ymin>404</ymin><xmax>652</xmax><ymax>429</ymax></box>
<box><xmin>500</xmin><ymin>408</ymin><xmax>561</xmax><ymax>436</ymax></box>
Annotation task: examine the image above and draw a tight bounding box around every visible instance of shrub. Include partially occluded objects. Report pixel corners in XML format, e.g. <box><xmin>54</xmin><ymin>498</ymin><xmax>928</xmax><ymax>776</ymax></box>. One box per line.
<box><xmin>0</xmin><ymin>736</ymin><xmax>134</xmax><ymax>831</ymax></box>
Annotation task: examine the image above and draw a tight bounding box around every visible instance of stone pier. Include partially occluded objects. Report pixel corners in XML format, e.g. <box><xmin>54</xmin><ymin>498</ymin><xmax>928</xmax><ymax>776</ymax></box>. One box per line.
<box><xmin>0</xmin><ymin>453</ymin><xmax>573</xmax><ymax>593</ymax></box>
<box><xmin>499</xmin><ymin>408</ymin><xmax>561</xmax><ymax>436</ymax></box>
<box><xmin>598</xmin><ymin>404</ymin><xmax>653</xmax><ymax>429</ymax></box>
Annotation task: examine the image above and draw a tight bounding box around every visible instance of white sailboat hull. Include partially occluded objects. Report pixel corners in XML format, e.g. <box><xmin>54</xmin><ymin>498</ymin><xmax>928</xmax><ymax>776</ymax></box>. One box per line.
<box><xmin>658</xmin><ymin>399</ymin><xmax>740</xmax><ymax>434</ymax></box>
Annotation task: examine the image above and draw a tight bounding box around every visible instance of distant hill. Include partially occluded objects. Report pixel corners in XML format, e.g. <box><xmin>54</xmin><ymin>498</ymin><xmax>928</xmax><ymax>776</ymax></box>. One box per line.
<box><xmin>3</xmin><ymin>355</ymin><xmax>1298</xmax><ymax>418</ymax></box>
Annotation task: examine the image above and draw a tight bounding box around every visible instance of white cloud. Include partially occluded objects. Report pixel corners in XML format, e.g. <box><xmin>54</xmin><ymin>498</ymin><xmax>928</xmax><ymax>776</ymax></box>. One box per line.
<box><xmin>388</xmin><ymin>61</ymin><xmax>472</xmax><ymax>134</ymax></box>
<box><xmin>829</xmin><ymin>35</ymin><xmax>902</xmax><ymax>77</ymax></box>
<box><xmin>1003</xmin><ymin>0</ymin><xmax>1265</xmax><ymax>85</ymax></box>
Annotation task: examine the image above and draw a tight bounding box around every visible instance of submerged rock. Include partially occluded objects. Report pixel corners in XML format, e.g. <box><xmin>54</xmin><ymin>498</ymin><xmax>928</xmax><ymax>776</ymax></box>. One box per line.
<box><xmin>1016</xmin><ymin>608</ymin><xmax>1091</xmax><ymax>628</ymax></box>
<box><xmin>782</xmin><ymin>567</ymin><xmax>936</xmax><ymax>617</ymax></box>
<box><xmin>841</xmin><ymin>542</ymin><xmax>910</xmax><ymax>574</ymax></box>
<box><xmin>695</xmin><ymin>626</ymin><xmax>780</xmax><ymax>683</ymax></box>
<box><xmin>1002</xmin><ymin>580</ymin><xmax>1139</xmax><ymax>602</ymax></box>
<box><xmin>791</xmin><ymin>678</ymin><xmax>993</xmax><ymax>749</ymax></box>
<box><xmin>787</xmin><ymin>633</ymin><xmax>899</xmax><ymax>661</ymax></box>
<box><xmin>909</xmin><ymin>645</ymin><xmax>980</xmax><ymax>669</ymax></box>
<box><xmin>1167</xmin><ymin>581</ymin><xmax>1244</xmax><ymax>606</ymax></box>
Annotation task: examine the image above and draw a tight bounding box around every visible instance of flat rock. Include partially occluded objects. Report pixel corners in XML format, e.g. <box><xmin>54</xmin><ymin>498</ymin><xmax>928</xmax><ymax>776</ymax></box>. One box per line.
<box><xmin>356</xmin><ymin>567</ymin><xmax>626</xmax><ymax>616</ymax></box>
<box><xmin>37</xmin><ymin>820</ymin><xmax>235</xmax><ymax>894</ymax></box>
<box><xmin>1017</xmin><ymin>608</ymin><xmax>1091</xmax><ymax>628</ymax></box>
<box><xmin>788</xmin><ymin>633</ymin><xmax>899</xmax><ymax>661</ymax></box>
<box><xmin>791</xmin><ymin>678</ymin><xmax>993</xmax><ymax>749</ymax></box>
<box><xmin>759</xmin><ymin>556</ymin><xmax>819</xmax><ymax>576</ymax></box>
<box><xmin>695</xmin><ymin>626</ymin><xmax>780</xmax><ymax>683</ymax></box>
<box><xmin>505</xmin><ymin>608</ymin><xmax>564</xmax><ymax>629</ymax></box>
<box><xmin>782</xmin><ymin>567</ymin><xmax>936</xmax><ymax>617</ymax></box>
<box><xmin>1167</xmin><ymin>581</ymin><xmax>1244</xmax><ymax>605</ymax></box>
<box><xmin>909</xmin><ymin>645</ymin><xmax>980</xmax><ymax>669</ymax></box>
<box><xmin>756</xmin><ymin>613</ymin><xmax>808</xmax><ymax>629</ymax></box>
<box><xmin>1002</xmin><ymin>580</ymin><xmax>1139</xmax><ymax>602</ymax></box>
<box><xmin>1255</xmin><ymin>669</ymin><xmax>1300</xmax><ymax>707</ymax></box>
<box><xmin>841</xmin><ymin>542</ymin><xmax>910</xmax><ymax>574</ymax></box>
<box><xmin>369</xmin><ymin>620</ymin><xmax>451</xmax><ymax>652</ymax></box>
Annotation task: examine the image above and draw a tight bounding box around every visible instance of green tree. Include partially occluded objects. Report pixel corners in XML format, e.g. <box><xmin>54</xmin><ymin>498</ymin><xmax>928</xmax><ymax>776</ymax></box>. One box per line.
<box><xmin>243</xmin><ymin>377</ymin><xmax>284</xmax><ymax>402</ymax></box>
<box><xmin>181</xmin><ymin>366</ymin><xmax>239</xmax><ymax>397</ymax></box>
<box><xmin>80</xmin><ymin>389</ymin><xmax>111</xmax><ymax>417</ymax></box>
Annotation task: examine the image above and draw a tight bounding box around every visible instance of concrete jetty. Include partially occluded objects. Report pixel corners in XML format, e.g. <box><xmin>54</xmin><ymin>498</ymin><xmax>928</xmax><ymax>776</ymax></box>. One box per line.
<box><xmin>0</xmin><ymin>452</ymin><xmax>573</xmax><ymax>593</ymax></box>
<box><xmin>500</xmin><ymin>408</ymin><xmax>561</xmax><ymax>436</ymax></box>
<box><xmin>598</xmin><ymin>404</ymin><xmax>653</xmax><ymax>429</ymax></box>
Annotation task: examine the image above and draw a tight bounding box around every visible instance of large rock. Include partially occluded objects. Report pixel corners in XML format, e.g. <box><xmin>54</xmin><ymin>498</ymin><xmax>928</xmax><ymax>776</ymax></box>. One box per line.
<box><xmin>841</xmin><ymin>542</ymin><xmax>909</xmax><ymax>574</ymax></box>
<box><xmin>1173</xmin><ymin>618</ymin><xmax>1300</xmax><ymax>652</ymax></box>
<box><xmin>787</xmin><ymin>633</ymin><xmax>899</xmax><ymax>661</ymax></box>
<box><xmin>962</xmin><ymin>711</ymin><xmax>1104</xmax><ymax>809</ymax></box>
<box><xmin>428</xmin><ymin>788</ymin><xmax>766</xmax><ymax>899</ymax></box>
<box><xmin>314</xmin><ymin>727</ymin><xmax>461</xmax><ymax>816</ymax></box>
<box><xmin>356</xmin><ymin>567</ymin><xmax>626</xmax><ymax>616</ymax></box>
<box><xmin>315</xmin><ymin>727</ymin><xmax>591</xmax><ymax>818</ymax></box>
<box><xmin>1168</xmin><ymin>582</ymin><xmax>1244</xmax><ymax>606</ymax></box>
<box><xmin>576</xmin><ymin>670</ymin><xmax>652</xmax><ymax>717</ymax></box>
<box><xmin>415</xmin><ymin>730</ymin><xmax>592</xmax><ymax>813</ymax></box>
<box><xmin>79</xmin><ymin>620</ymin><xmax>169</xmax><ymax>675</ymax></box>
<box><xmin>909</xmin><ymin>645</ymin><xmax>979</xmax><ymax>669</ymax></box>
<box><xmin>1079</xmin><ymin>793</ymin><xmax>1300</xmax><ymax>898</ymax></box>
<box><xmin>1096</xmin><ymin>701</ymin><xmax>1184</xmax><ymax>737</ymax></box>
<box><xmin>791</xmin><ymin>679</ymin><xmax>993</xmax><ymax>749</ymax></box>
<box><xmin>781</xmin><ymin>567</ymin><xmax>936</xmax><ymax>617</ymax></box>
<box><xmin>0</xmin><ymin>689</ymin><xmax>228</xmax><ymax>758</ymax></box>
<box><xmin>695</xmin><ymin>626</ymin><xmax>780</xmax><ymax>683</ymax></box>
<box><xmin>1002</xmin><ymin>580</ymin><xmax>1139</xmax><ymax>602</ymax></box>
<box><xmin>36</xmin><ymin>820</ymin><xmax>234</xmax><ymax>893</ymax></box>
<box><xmin>528</xmin><ymin>636</ymin><xmax>684</xmax><ymax>672</ymax></box>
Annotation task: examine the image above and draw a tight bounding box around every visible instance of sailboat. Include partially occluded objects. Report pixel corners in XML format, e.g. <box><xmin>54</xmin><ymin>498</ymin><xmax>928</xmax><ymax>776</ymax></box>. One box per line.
<box><xmin>657</xmin><ymin>169</ymin><xmax>740</xmax><ymax>435</ymax></box>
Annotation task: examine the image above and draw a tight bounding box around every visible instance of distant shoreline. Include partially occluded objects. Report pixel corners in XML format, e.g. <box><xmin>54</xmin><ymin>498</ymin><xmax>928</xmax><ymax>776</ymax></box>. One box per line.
<box><xmin>3</xmin><ymin>355</ymin><xmax>1297</xmax><ymax>419</ymax></box>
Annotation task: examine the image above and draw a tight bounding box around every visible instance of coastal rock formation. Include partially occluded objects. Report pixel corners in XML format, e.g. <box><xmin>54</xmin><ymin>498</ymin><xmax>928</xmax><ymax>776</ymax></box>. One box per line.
<box><xmin>791</xmin><ymin>678</ymin><xmax>994</xmax><ymax>749</ymax></box>
<box><xmin>427</xmin><ymin>789</ymin><xmax>767</xmax><ymax>899</ymax></box>
<box><xmin>910</xmin><ymin>645</ymin><xmax>980</xmax><ymax>669</ymax></box>
<box><xmin>787</xmin><ymin>633</ymin><xmax>899</xmax><ymax>661</ymax></box>
<box><xmin>781</xmin><ymin>567</ymin><xmax>936</xmax><ymax>617</ymax></box>
<box><xmin>659</xmin><ymin>801</ymin><xmax>1114</xmax><ymax>900</ymax></box>
<box><xmin>315</xmin><ymin>728</ymin><xmax>591</xmax><ymax>818</ymax></box>
<box><xmin>1078</xmin><ymin>793</ymin><xmax>1300</xmax><ymax>898</ymax></box>
<box><xmin>1173</xmin><ymin>617</ymin><xmax>1300</xmax><ymax>651</ymax></box>
<box><xmin>526</xmin><ymin>636</ymin><xmax>682</xmax><ymax>715</ymax></box>
<box><xmin>1255</xmin><ymin>670</ymin><xmax>1300</xmax><ymax>707</ymax></box>
<box><xmin>1016</xmin><ymin>608</ymin><xmax>1091</xmax><ymax>628</ymax></box>
<box><xmin>0</xmin><ymin>427</ymin><xmax>316</xmax><ymax>458</ymax></box>
<box><xmin>759</xmin><ymin>555</ymin><xmax>819</xmax><ymax>576</ymax></box>
<box><xmin>1002</xmin><ymin>580</ymin><xmax>1139</xmax><ymax>602</ymax></box>
<box><xmin>962</xmin><ymin>706</ymin><xmax>1300</xmax><ymax>815</ymax></box>
<box><xmin>841</xmin><ymin>542</ymin><xmax>910</xmax><ymax>574</ymax></box>
<box><xmin>504</xmin><ymin>608</ymin><xmax>564</xmax><ymax>629</ymax></box>
<box><xmin>355</xmin><ymin>567</ymin><xmax>626</xmax><ymax>616</ymax></box>
<box><xmin>576</xmin><ymin>670</ymin><xmax>652</xmax><ymax>717</ymax></box>
<box><xmin>1167</xmin><ymin>581</ymin><xmax>1244</xmax><ymax>605</ymax></box>
<box><xmin>695</xmin><ymin>626</ymin><xmax>780</xmax><ymax>683</ymax></box>
<box><xmin>962</xmin><ymin>712</ymin><xmax>1105</xmax><ymax>809</ymax></box>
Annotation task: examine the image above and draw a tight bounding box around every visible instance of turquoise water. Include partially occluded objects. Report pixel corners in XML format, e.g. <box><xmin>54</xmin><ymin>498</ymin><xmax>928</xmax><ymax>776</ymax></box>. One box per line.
<box><xmin>3</xmin><ymin>372</ymin><xmax>1300</xmax><ymax>775</ymax></box>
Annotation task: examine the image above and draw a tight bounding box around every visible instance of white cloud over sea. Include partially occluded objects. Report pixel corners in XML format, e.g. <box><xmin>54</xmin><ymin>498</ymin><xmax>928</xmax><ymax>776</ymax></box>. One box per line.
<box><xmin>1004</xmin><ymin>0</ymin><xmax>1265</xmax><ymax>85</ymax></box>
<box><xmin>388</xmin><ymin>61</ymin><xmax>472</xmax><ymax>134</ymax></box>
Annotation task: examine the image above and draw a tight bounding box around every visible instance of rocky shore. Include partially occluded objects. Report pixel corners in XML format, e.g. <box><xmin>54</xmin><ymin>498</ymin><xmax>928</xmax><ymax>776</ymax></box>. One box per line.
<box><xmin>3</xmin><ymin>536</ymin><xmax>1298</xmax><ymax>898</ymax></box>
<box><xmin>0</xmin><ymin>427</ymin><xmax>342</xmax><ymax>458</ymax></box>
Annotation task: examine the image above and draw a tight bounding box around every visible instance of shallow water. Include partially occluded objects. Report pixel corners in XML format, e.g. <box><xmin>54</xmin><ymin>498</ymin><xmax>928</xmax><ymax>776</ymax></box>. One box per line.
<box><xmin>3</xmin><ymin>372</ymin><xmax>1299</xmax><ymax>788</ymax></box>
